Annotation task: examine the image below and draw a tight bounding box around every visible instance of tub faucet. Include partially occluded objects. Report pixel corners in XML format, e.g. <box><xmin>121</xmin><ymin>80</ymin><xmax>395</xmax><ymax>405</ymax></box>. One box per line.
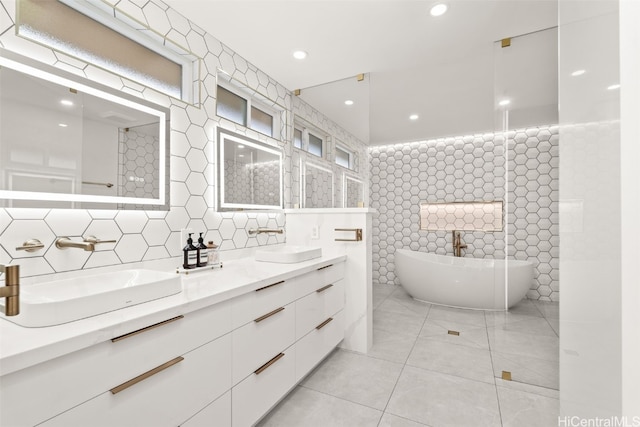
<box><xmin>452</xmin><ymin>231</ymin><xmax>467</xmax><ymax>257</ymax></box>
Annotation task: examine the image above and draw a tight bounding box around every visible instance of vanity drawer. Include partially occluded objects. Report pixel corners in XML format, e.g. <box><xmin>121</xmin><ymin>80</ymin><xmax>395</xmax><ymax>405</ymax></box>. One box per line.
<box><xmin>0</xmin><ymin>302</ymin><xmax>232</xmax><ymax>427</ymax></box>
<box><xmin>232</xmin><ymin>344</ymin><xmax>296</xmax><ymax>427</ymax></box>
<box><xmin>295</xmin><ymin>279</ymin><xmax>345</xmax><ymax>339</ymax></box>
<box><xmin>292</xmin><ymin>262</ymin><xmax>345</xmax><ymax>300</ymax></box>
<box><xmin>296</xmin><ymin>309</ymin><xmax>344</xmax><ymax>382</ymax></box>
<box><xmin>181</xmin><ymin>390</ymin><xmax>231</xmax><ymax>427</ymax></box>
<box><xmin>232</xmin><ymin>301</ymin><xmax>295</xmax><ymax>385</ymax></box>
<box><xmin>232</xmin><ymin>277</ymin><xmax>298</xmax><ymax>329</ymax></box>
<box><xmin>40</xmin><ymin>333</ymin><xmax>232</xmax><ymax>427</ymax></box>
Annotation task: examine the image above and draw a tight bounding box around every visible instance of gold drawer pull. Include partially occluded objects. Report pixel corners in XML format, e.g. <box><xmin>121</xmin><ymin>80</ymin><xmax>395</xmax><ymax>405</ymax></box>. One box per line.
<box><xmin>316</xmin><ymin>264</ymin><xmax>333</xmax><ymax>271</ymax></box>
<box><xmin>254</xmin><ymin>307</ymin><xmax>285</xmax><ymax>323</ymax></box>
<box><xmin>254</xmin><ymin>353</ymin><xmax>285</xmax><ymax>375</ymax></box>
<box><xmin>316</xmin><ymin>317</ymin><xmax>333</xmax><ymax>330</ymax></box>
<box><xmin>256</xmin><ymin>280</ymin><xmax>285</xmax><ymax>292</ymax></box>
<box><xmin>316</xmin><ymin>284</ymin><xmax>333</xmax><ymax>293</ymax></box>
<box><xmin>110</xmin><ymin>356</ymin><xmax>184</xmax><ymax>394</ymax></box>
<box><xmin>111</xmin><ymin>315</ymin><xmax>184</xmax><ymax>343</ymax></box>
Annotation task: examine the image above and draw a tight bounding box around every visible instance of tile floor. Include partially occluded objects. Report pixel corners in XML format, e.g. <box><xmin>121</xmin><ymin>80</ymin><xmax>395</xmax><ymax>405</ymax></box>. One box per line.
<box><xmin>258</xmin><ymin>283</ymin><xmax>560</xmax><ymax>427</ymax></box>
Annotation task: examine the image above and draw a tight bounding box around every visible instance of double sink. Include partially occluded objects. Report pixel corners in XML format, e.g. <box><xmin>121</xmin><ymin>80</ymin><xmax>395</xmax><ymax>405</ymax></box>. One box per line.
<box><xmin>0</xmin><ymin>246</ymin><xmax>321</xmax><ymax>328</ymax></box>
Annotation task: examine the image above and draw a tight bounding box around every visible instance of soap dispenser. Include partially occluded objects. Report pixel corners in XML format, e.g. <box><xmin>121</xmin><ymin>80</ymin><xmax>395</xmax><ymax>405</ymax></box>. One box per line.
<box><xmin>183</xmin><ymin>233</ymin><xmax>198</xmax><ymax>269</ymax></box>
<box><xmin>195</xmin><ymin>232</ymin><xmax>208</xmax><ymax>267</ymax></box>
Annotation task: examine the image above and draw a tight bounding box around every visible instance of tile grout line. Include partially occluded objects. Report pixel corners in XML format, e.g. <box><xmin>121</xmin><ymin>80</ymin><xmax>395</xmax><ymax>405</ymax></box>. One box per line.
<box><xmin>376</xmin><ymin>303</ymin><xmax>433</xmax><ymax>427</ymax></box>
<box><xmin>485</xmin><ymin>309</ymin><xmax>507</xmax><ymax>427</ymax></box>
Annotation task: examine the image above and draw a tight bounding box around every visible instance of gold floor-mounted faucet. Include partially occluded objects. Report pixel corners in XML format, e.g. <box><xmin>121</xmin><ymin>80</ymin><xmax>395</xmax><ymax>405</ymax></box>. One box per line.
<box><xmin>0</xmin><ymin>264</ymin><xmax>20</xmax><ymax>316</ymax></box>
<box><xmin>452</xmin><ymin>230</ymin><xmax>467</xmax><ymax>257</ymax></box>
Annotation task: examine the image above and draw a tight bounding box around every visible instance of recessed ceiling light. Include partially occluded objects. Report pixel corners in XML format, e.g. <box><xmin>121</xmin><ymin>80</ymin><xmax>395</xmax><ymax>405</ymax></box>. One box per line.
<box><xmin>498</xmin><ymin>99</ymin><xmax>511</xmax><ymax>106</ymax></box>
<box><xmin>58</xmin><ymin>123</ymin><xmax>68</xmax><ymax>127</ymax></box>
<box><xmin>430</xmin><ymin>3</ymin><xmax>448</xmax><ymax>16</ymax></box>
<box><xmin>345</xmin><ymin>100</ymin><xmax>354</xmax><ymax>106</ymax></box>
<box><xmin>293</xmin><ymin>50</ymin><xmax>307</xmax><ymax>60</ymax></box>
<box><xmin>237</xmin><ymin>144</ymin><xmax>244</xmax><ymax>149</ymax></box>
<box><xmin>607</xmin><ymin>84</ymin><xmax>620</xmax><ymax>90</ymax></box>
<box><xmin>60</xmin><ymin>99</ymin><xmax>74</xmax><ymax>106</ymax></box>
<box><xmin>409</xmin><ymin>114</ymin><xmax>419</xmax><ymax>120</ymax></box>
<box><xmin>571</xmin><ymin>69</ymin><xmax>586</xmax><ymax>77</ymax></box>
<box><xmin>238</xmin><ymin>154</ymin><xmax>245</xmax><ymax>158</ymax></box>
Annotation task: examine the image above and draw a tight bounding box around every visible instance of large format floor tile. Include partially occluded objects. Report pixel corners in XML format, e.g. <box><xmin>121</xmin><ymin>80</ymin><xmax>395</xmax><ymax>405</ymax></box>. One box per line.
<box><xmin>407</xmin><ymin>338</ymin><xmax>495</xmax><ymax>384</ymax></box>
<box><xmin>484</xmin><ymin>313</ymin><xmax>557</xmax><ymax>337</ymax></box>
<box><xmin>301</xmin><ymin>349</ymin><xmax>404</xmax><ymax>410</ymax></box>
<box><xmin>378</xmin><ymin>413</ymin><xmax>430</xmax><ymax>427</ymax></box>
<box><xmin>368</xmin><ymin>328</ymin><xmax>418</xmax><ymax>364</ymax></box>
<box><xmin>373</xmin><ymin>309</ymin><xmax>427</xmax><ymax>337</ymax></box>
<box><xmin>487</xmin><ymin>328</ymin><xmax>559</xmax><ymax>361</ymax></box>
<box><xmin>497</xmin><ymin>386</ymin><xmax>559</xmax><ymax>427</ymax></box>
<box><xmin>373</xmin><ymin>283</ymin><xmax>396</xmax><ymax>309</ymax></box>
<box><xmin>257</xmin><ymin>386</ymin><xmax>383</xmax><ymax>427</ymax></box>
<box><xmin>420</xmin><ymin>319</ymin><xmax>490</xmax><ymax>349</ymax></box>
<box><xmin>427</xmin><ymin>305</ymin><xmax>486</xmax><ymax>327</ymax></box>
<box><xmin>377</xmin><ymin>296</ymin><xmax>431</xmax><ymax>318</ymax></box>
<box><xmin>386</xmin><ymin>366</ymin><xmax>502</xmax><ymax>427</ymax></box>
<box><xmin>491</xmin><ymin>351</ymin><xmax>559</xmax><ymax>390</ymax></box>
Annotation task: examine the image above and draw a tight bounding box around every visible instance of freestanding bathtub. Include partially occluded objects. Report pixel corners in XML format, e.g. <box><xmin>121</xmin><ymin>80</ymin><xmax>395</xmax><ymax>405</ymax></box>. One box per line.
<box><xmin>395</xmin><ymin>249</ymin><xmax>533</xmax><ymax>310</ymax></box>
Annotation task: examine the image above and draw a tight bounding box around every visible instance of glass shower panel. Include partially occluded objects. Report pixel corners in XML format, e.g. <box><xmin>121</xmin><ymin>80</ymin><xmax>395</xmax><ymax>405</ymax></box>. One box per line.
<box><xmin>494</xmin><ymin>27</ymin><xmax>559</xmax><ymax>310</ymax></box>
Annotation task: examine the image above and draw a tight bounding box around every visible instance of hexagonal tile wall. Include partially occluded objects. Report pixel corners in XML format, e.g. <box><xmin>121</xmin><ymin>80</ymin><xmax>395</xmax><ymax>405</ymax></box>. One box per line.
<box><xmin>369</xmin><ymin>125</ymin><xmax>558</xmax><ymax>301</ymax></box>
<box><xmin>0</xmin><ymin>0</ymin><xmax>365</xmax><ymax>279</ymax></box>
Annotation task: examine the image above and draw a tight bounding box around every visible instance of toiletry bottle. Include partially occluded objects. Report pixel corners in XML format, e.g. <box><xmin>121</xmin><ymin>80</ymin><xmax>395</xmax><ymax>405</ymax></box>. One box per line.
<box><xmin>207</xmin><ymin>241</ymin><xmax>219</xmax><ymax>265</ymax></box>
<box><xmin>196</xmin><ymin>232</ymin><xmax>208</xmax><ymax>267</ymax></box>
<box><xmin>183</xmin><ymin>233</ymin><xmax>198</xmax><ymax>269</ymax></box>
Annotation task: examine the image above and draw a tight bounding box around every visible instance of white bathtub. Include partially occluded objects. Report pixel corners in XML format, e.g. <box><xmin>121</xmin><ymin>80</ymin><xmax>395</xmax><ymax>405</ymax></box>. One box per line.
<box><xmin>395</xmin><ymin>249</ymin><xmax>533</xmax><ymax>310</ymax></box>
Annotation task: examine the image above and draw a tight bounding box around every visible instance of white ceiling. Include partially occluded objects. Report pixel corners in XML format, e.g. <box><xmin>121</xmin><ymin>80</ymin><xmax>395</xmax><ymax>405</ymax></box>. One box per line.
<box><xmin>166</xmin><ymin>0</ymin><xmax>558</xmax><ymax>145</ymax></box>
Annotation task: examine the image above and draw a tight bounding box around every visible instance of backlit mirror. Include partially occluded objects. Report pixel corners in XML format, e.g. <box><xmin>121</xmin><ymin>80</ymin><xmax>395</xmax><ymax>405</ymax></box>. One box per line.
<box><xmin>0</xmin><ymin>50</ymin><xmax>169</xmax><ymax>209</ymax></box>
<box><xmin>217</xmin><ymin>128</ymin><xmax>283</xmax><ymax>210</ymax></box>
<box><xmin>303</xmin><ymin>162</ymin><xmax>334</xmax><ymax>208</ymax></box>
<box><xmin>344</xmin><ymin>175</ymin><xmax>364</xmax><ymax>208</ymax></box>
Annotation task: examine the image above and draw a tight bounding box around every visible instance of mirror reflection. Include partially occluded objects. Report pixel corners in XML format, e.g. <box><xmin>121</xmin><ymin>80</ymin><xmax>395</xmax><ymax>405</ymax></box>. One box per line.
<box><xmin>217</xmin><ymin>128</ymin><xmax>283</xmax><ymax>210</ymax></box>
<box><xmin>303</xmin><ymin>162</ymin><xmax>334</xmax><ymax>208</ymax></box>
<box><xmin>344</xmin><ymin>176</ymin><xmax>364</xmax><ymax>208</ymax></box>
<box><xmin>0</xmin><ymin>51</ymin><xmax>169</xmax><ymax>209</ymax></box>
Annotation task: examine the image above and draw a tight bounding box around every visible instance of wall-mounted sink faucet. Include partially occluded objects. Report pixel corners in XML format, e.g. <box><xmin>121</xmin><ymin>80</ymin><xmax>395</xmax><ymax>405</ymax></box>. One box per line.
<box><xmin>0</xmin><ymin>264</ymin><xmax>20</xmax><ymax>316</ymax></box>
<box><xmin>452</xmin><ymin>230</ymin><xmax>467</xmax><ymax>257</ymax></box>
<box><xmin>55</xmin><ymin>236</ymin><xmax>117</xmax><ymax>251</ymax></box>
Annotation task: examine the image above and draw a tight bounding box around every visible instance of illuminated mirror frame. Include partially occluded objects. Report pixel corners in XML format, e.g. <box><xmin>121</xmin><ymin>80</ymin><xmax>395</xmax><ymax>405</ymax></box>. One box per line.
<box><xmin>217</xmin><ymin>128</ymin><xmax>284</xmax><ymax>211</ymax></box>
<box><xmin>344</xmin><ymin>174</ymin><xmax>365</xmax><ymax>208</ymax></box>
<box><xmin>302</xmin><ymin>161</ymin><xmax>335</xmax><ymax>209</ymax></box>
<box><xmin>0</xmin><ymin>49</ymin><xmax>170</xmax><ymax>208</ymax></box>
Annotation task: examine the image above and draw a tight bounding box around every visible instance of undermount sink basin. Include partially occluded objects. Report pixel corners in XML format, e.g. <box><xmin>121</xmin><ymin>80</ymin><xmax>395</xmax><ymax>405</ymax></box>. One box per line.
<box><xmin>0</xmin><ymin>269</ymin><xmax>181</xmax><ymax>327</ymax></box>
<box><xmin>255</xmin><ymin>246</ymin><xmax>322</xmax><ymax>264</ymax></box>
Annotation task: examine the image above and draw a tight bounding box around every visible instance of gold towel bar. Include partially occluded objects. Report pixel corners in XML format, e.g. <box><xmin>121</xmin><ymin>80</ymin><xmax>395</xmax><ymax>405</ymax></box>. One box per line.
<box><xmin>335</xmin><ymin>228</ymin><xmax>363</xmax><ymax>242</ymax></box>
<box><xmin>110</xmin><ymin>356</ymin><xmax>184</xmax><ymax>394</ymax></box>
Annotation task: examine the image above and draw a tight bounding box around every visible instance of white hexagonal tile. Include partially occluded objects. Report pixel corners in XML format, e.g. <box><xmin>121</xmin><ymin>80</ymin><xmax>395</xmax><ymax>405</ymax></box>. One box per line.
<box><xmin>45</xmin><ymin>210</ymin><xmax>92</xmax><ymax>237</ymax></box>
<box><xmin>186</xmin><ymin>173</ymin><xmax>208</xmax><ymax>196</ymax></box>
<box><xmin>0</xmin><ymin>220</ymin><xmax>56</xmax><ymax>259</ymax></box>
<box><xmin>185</xmin><ymin>196</ymin><xmax>208</xmax><ymax>218</ymax></box>
<box><xmin>165</xmin><ymin>206</ymin><xmax>190</xmax><ymax>231</ymax></box>
<box><xmin>115</xmin><ymin>211</ymin><xmax>149</xmax><ymax>233</ymax></box>
<box><xmin>83</xmin><ymin>220</ymin><xmax>122</xmax><ymax>252</ymax></box>
<box><xmin>44</xmin><ymin>241</ymin><xmax>91</xmax><ymax>272</ymax></box>
<box><xmin>83</xmin><ymin>251</ymin><xmax>122</xmax><ymax>269</ymax></box>
<box><xmin>143</xmin><ymin>246</ymin><xmax>171</xmax><ymax>261</ymax></box>
<box><xmin>0</xmin><ymin>210</ymin><xmax>11</xmax><ymax>234</ymax></box>
<box><xmin>115</xmin><ymin>234</ymin><xmax>148</xmax><ymax>263</ymax></box>
<box><xmin>142</xmin><ymin>220</ymin><xmax>171</xmax><ymax>246</ymax></box>
<box><xmin>6</xmin><ymin>208</ymin><xmax>50</xmax><ymax>220</ymax></box>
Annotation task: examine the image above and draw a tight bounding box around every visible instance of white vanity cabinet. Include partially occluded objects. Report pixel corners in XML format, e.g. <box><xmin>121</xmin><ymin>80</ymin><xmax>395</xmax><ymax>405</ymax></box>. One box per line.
<box><xmin>0</xmin><ymin>301</ymin><xmax>233</xmax><ymax>427</ymax></box>
<box><xmin>0</xmin><ymin>259</ymin><xmax>346</xmax><ymax>427</ymax></box>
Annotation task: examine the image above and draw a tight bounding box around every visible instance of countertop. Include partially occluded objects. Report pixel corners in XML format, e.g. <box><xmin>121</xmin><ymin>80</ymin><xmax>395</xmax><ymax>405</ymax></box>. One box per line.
<box><xmin>0</xmin><ymin>253</ymin><xmax>346</xmax><ymax>376</ymax></box>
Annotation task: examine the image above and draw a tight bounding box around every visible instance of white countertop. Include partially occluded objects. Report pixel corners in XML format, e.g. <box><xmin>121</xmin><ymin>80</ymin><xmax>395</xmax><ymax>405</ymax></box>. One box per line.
<box><xmin>0</xmin><ymin>253</ymin><xmax>346</xmax><ymax>376</ymax></box>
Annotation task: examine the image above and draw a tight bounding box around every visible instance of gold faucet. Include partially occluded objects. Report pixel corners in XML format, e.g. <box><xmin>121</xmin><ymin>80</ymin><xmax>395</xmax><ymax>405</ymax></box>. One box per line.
<box><xmin>55</xmin><ymin>235</ymin><xmax>117</xmax><ymax>251</ymax></box>
<box><xmin>0</xmin><ymin>264</ymin><xmax>20</xmax><ymax>316</ymax></box>
<box><xmin>248</xmin><ymin>228</ymin><xmax>284</xmax><ymax>235</ymax></box>
<box><xmin>452</xmin><ymin>230</ymin><xmax>467</xmax><ymax>257</ymax></box>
